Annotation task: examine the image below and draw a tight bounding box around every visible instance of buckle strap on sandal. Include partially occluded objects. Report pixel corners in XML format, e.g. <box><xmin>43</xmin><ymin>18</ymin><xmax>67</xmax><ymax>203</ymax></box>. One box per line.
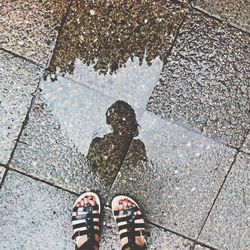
<box><xmin>114</xmin><ymin>206</ymin><xmax>139</xmax><ymax>216</ymax></box>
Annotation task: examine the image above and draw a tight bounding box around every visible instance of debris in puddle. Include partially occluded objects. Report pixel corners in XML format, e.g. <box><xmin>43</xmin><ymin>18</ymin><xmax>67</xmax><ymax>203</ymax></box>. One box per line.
<box><xmin>48</xmin><ymin>0</ymin><xmax>187</xmax><ymax>76</ymax></box>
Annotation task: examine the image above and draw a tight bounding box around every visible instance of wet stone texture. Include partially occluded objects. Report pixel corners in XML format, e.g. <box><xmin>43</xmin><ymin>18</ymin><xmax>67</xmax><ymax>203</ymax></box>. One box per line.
<box><xmin>0</xmin><ymin>166</ymin><xmax>6</xmax><ymax>183</ymax></box>
<box><xmin>10</xmin><ymin>76</ymin><xmax>143</xmax><ymax>195</ymax></box>
<box><xmin>0</xmin><ymin>170</ymin><xmax>76</xmax><ymax>249</ymax></box>
<box><xmin>0</xmin><ymin>50</ymin><xmax>41</xmax><ymax>164</ymax></box>
<box><xmin>100</xmin><ymin>208</ymin><xmax>194</xmax><ymax>250</ymax></box>
<box><xmin>110</xmin><ymin>111</ymin><xmax>236</xmax><ymax>238</ymax></box>
<box><xmin>241</xmin><ymin>132</ymin><xmax>250</xmax><ymax>154</ymax></box>
<box><xmin>199</xmin><ymin>152</ymin><xmax>250</xmax><ymax>250</ymax></box>
<box><xmin>193</xmin><ymin>0</ymin><xmax>250</xmax><ymax>30</ymax></box>
<box><xmin>0</xmin><ymin>0</ymin><xmax>69</xmax><ymax>65</ymax></box>
<box><xmin>147</xmin><ymin>10</ymin><xmax>250</xmax><ymax>148</ymax></box>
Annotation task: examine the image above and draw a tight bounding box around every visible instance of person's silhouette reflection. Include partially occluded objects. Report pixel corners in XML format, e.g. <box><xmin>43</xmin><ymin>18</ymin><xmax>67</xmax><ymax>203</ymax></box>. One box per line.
<box><xmin>87</xmin><ymin>100</ymin><xmax>147</xmax><ymax>184</ymax></box>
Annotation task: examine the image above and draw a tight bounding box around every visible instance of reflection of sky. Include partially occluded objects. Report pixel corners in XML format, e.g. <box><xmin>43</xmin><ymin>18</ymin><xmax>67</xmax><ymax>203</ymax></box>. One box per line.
<box><xmin>63</xmin><ymin>56</ymin><xmax>163</xmax><ymax>108</ymax></box>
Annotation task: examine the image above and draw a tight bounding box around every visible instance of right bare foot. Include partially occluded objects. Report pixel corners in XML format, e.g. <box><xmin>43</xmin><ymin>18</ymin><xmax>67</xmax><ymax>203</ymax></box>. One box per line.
<box><xmin>112</xmin><ymin>195</ymin><xmax>146</xmax><ymax>250</ymax></box>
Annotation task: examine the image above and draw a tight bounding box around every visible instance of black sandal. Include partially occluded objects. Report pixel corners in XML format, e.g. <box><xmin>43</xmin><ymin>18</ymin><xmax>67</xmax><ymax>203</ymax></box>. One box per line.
<box><xmin>72</xmin><ymin>192</ymin><xmax>101</xmax><ymax>250</ymax></box>
<box><xmin>112</xmin><ymin>195</ymin><xmax>148</xmax><ymax>250</ymax></box>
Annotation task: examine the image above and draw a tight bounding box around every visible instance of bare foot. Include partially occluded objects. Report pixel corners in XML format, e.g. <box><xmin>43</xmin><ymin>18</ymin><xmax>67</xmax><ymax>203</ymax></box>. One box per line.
<box><xmin>72</xmin><ymin>193</ymin><xmax>101</xmax><ymax>250</ymax></box>
<box><xmin>112</xmin><ymin>196</ymin><xmax>146</xmax><ymax>250</ymax></box>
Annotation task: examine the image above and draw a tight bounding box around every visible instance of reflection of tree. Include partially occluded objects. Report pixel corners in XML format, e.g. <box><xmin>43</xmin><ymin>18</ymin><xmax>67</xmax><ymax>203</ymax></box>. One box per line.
<box><xmin>49</xmin><ymin>0</ymin><xmax>186</xmax><ymax>76</ymax></box>
<box><xmin>87</xmin><ymin>101</ymin><xmax>147</xmax><ymax>185</ymax></box>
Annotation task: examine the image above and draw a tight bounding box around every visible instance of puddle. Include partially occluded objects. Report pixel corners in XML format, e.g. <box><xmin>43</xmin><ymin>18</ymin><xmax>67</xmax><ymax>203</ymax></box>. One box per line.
<box><xmin>48</xmin><ymin>0</ymin><xmax>186</xmax><ymax>77</ymax></box>
<box><xmin>40</xmin><ymin>1</ymin><xmax>187</xmax><ymax>185</ymax></box>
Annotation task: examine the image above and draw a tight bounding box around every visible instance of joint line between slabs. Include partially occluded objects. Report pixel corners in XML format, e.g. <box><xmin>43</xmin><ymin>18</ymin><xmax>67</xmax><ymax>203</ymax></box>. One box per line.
<box><xmin>8</xmin><ymin>167</ymin><xmax>80</xmax><ymax>197</ymax></box>
<box><xmin>191</xmin><ymin>4</ymin><xmax>250</xmax><ymax>35</ymax></box>
<box><xmin>196</xmin><ymin>150</ymin><xmax>239</xmax><ymax>240</ymax></box>
<box><xmin>0</xmin><ymin>48</ymin><xmax>43</xmax><ymax>68</ymax></box>
<box><xmin>7</xmin><ymin>79</ymin><xmax>41</xmax><ymax>166</ymax></box>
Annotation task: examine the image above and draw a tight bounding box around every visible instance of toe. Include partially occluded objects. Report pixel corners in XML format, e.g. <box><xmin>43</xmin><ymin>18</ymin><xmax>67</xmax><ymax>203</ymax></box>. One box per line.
<box><xmin>89</xmin><ymin>196</ymin><xmax>96</xmax><ymax>207</ymax></box>
<box><xmin>127</xmin><ymin>201</ymin><xmax>132</xmax><ymax>208</ymax></box>
<box><xmin>80</xmin><ymin>199</ymin><xmax>85</xmax><ymax>207</ymax></box>
<box><xmin>123</xmin><ymin>199</ymin><xmax>128</xmax><ymax>209</ymax></box>
<box><xmin>84</xmin><ymin>197</ymin><xmax>89</xmax><ymax>205</ymax></box>
<box><xmin>118</xmin><ymin>200</ymin><xmax>124</xmax><ymax>211</ymax></box>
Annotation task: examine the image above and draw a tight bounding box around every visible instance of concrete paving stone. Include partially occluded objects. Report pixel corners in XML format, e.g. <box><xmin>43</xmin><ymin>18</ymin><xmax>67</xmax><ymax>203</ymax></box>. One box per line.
<box><xmin>0</xmin><ymin>0</ymin><xmax>69</xmax><ymax>65</ymax></box>
<box><xmin>0</xmin><ymin>166</ymin><xmax>6</xmax><ymax>183</ymax></box>
<box><xmin>199</xmin><ymin>152</ymin><xmax>250</xmax><ymax>250</ymax></box>
<box><xmin>0</xmin><ymin>170</ymin><xmax>76</xmax><ymax>249</ymax></box>
<box><xmin>193</xmin><ymin>0</ymin><xmax>250</xmax><ymax>30</ymax></box>
<box><xmin>48</xmin><ymin>1</ymin><xmax>187</xmax><ymax>109</ymax></box>
<box><xmin>147</xmin><ymin>10</ymin><xmax>250</xmax><ymax>148</ymax></box>
<box><xmin>241</xmin><ymin>132</ymin><xmax>250</xmax><ymax>154</ymax></box>
<box><xmin>10</xmin><ymin>76</ymin><xmax>143</xmax><ymax>196</ymax></box>
<box><xmin>110</xmin><ymin>111</ymin><xmax>236</xmax><ymax>238</ymax></box>
<box><xmin>100</xmin><ymin>208</ymin><xmax>194</xmax><ymax>250</ymax></box>
<box><xmin>0</xmin><ymin>50</ymin><xmax>41</xmax><ymax>164</ymax></box>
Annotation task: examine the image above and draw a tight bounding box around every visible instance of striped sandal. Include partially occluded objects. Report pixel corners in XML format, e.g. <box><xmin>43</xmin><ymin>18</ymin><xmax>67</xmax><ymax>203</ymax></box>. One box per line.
<box><xmin>72</xmin><ymin>192</ymin><xmax>101</xmax><ymax>250</ymax></box>
<box><xmin>112</xmin><ymin>195</ymin><xmax>148</xmax><ymax>250</ymax></box>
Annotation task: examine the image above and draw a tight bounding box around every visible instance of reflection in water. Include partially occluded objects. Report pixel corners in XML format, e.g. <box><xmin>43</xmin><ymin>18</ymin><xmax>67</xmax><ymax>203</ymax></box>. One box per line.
<box><xmin>87</xmin><ymin>100</ymin><xmax>147</xmax><ymax>184</ymax></box>
<box><xmin>49</xmin><ymin>0</ymin><xmax>186</xmax><ymax>76</ymax></box>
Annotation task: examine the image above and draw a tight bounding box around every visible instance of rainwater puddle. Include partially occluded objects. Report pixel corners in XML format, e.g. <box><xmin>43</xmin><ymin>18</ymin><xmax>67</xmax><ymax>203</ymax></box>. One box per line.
<box><xmin>40</xmin><ymin>0</ymin><xmax>187</xmax><ymax>183</ymax></box>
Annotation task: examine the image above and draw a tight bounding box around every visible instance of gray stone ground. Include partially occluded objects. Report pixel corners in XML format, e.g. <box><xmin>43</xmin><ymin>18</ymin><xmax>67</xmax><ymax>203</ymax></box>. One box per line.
<box><xmin>0</xmin><ymin>1</ymin><xmax>249</xmax><ymax>250</ymax></box>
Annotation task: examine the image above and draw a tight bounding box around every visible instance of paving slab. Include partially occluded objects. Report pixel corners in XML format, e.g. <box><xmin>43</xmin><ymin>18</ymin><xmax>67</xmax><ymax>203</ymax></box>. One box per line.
<box><xmin>0</xmin><ymin>166</ymin><xmax>6</xmax><ymax>183</ymax></box>
<box><xmin>199</xmin><ymin>152</ymin><xmax>250</xmax><ymax>250</ymax></box>
<box><xmin>48</xmin><ymin>1</ymin><xmax>187</xmax><ymax>108</ymax></box>
<box><xmin>0</xmin><ymin>0</ymin><xmax>69</xmax><ymax>65</ymax></box>
<box><xmin>0</xmin><ymin>50</ymin><xmax>41</xmax><ymax>164</ymax></box>
<box><xmin>147</xmin><ymin>10</ymin><xmax>250</xmax><ymax>148</ymax></box>
<box><xmin>10</xmin><ymin>76</ymin><xmax>144</xmax><ymax>196</ymax></box>
<box><xmin>100</xmin><ymin>208</ymin><xmax>194</xmax><ymax>250</ymax></box>
<box><xmin>193</xmin><ymin>0</ymin><xmax>250</xmax><ymax>30</ymax></box>
<box><xmin>0</xmin><ymin>170</ymin><xmax>76</xmax><ymax>249</ymax></box>
<box><xmin>110</xmin><ymin>111</ymin><xmax>236</xmax><ymax>238</ymax></box>
<box><xmin>241</xmin><ymin>132</ymin><xmax>250</xmax><ymax>154</ymax></box>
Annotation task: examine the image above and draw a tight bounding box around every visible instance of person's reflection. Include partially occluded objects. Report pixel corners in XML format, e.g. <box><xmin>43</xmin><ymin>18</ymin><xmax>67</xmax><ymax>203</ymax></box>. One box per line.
<box><xmin>87</xmin><ymin>100</ymin><xmax>147</xmax><ymax>184</ymax></box>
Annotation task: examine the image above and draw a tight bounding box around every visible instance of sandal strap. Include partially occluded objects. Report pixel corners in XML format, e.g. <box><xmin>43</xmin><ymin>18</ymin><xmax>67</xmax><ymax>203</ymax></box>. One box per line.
<box><xmin>118</xmin><ymin>223</ymin><xmax>145</xmax><ymax>231</ymax></box>
<box><xmin>72</xmin><ymin>228</ymin><xmax>99</xmax><ymax>240</ymax></box>
<box><xmin>73</xmin><ymin>204</ymin><xmax>99</xmax><ymax>213</ymax></box>
<box><xmin>116</xmin><ymin>213</ymin><xmax>143</xmax><ymax>223</ymax></box>
<box><xmin>73</xmin><ymin>221</ymin><xmax>100</xmax><ymax>230</ymax></box>
<box><xmin>120</xmin><ymin>230</ymin><xmax>146</xmax><ymax>240</ymax></box>
<box><xmin>72</xmin><ymin>213</ymin><xmax>100</xmax><ymax>221</ymax></box>
<box><xmin>114</xmin><ymin>206</ymin><xmax>139</xmax><ymax>216</ymax></box>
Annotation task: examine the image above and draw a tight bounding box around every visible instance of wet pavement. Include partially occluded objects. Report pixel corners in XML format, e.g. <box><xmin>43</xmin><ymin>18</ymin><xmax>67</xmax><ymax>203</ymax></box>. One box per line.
<box><xmin>0</xmin><ymin>1</ymin><xmax>249</xmax><ymax>250</ymax></box>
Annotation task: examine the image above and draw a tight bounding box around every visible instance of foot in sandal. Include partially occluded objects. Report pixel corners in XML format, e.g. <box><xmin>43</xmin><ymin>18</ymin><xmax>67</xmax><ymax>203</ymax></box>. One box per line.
<box><xmin>112</xmin><ymin>195</ymin><xmax>147</xmax><ymax>250</ymax></box>
<box><xmin>72</xmin><ymin>192</ymin><xmax>101</xmax><ymax>250</ymax></box>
